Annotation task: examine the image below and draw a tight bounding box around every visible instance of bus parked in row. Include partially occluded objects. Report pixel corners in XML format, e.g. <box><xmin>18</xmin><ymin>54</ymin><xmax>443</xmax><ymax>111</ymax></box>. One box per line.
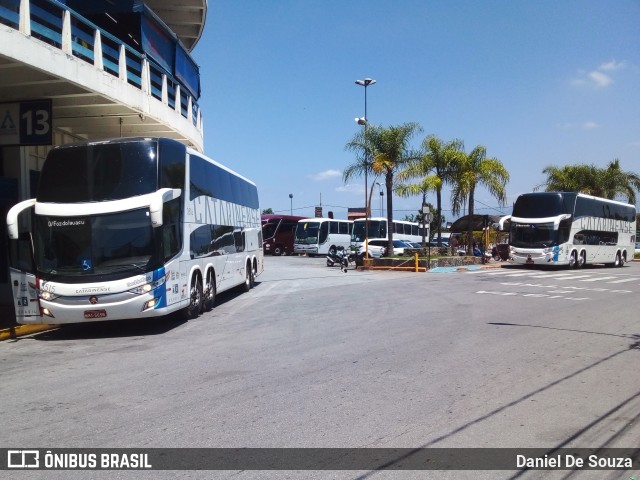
<box><xmin>293</xmin><ymin>218</ymin><xmax>353</xmax><ymax>256</ymax></box>
<box><xmin>351</xmin><ymin>217</ymin><xmax>426</xmax><ymax>248</ymax></box>
<box><xmin>261</xmin><ymin>214</ymin><xmax>305</xmax><ymax>255</ymax></box>
<box><xmin>500</xmin><ymin>192</ymin><xmax>636</xmax><ymax>268</ymax></box>
<box><xmin>6</xmin><ymin>137</ymin><xmax>263</xmax><ymax>324</ymax></box>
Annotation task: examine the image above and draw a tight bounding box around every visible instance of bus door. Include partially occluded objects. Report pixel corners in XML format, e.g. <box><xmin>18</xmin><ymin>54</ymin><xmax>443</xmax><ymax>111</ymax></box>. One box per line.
<box><xmin>8</xmin><ymin>232</ymin><xmax>41</xmax><ymax>323</ymax></box>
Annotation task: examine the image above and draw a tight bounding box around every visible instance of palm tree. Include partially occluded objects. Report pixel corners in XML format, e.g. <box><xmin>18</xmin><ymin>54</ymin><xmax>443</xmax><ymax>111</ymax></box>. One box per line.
<box><xmin>345</xmin><ymin>122</ymin><xmax>423</xmax><ymax>255</ymax></box>
<box><xmin>450</xmin><ymin>145</ymin><xmax>509</xmax><ymax>252</ymax></box>
<box><xmin>536</xmin><ymin>159</ymin><xmax>640</xmax><ymax>204</ymax></box>
<box><xmin>597</xmin><ymin>159</ymin><xmax>640</xmax><ymax>204</ymax></box>
<box><xmin>536</xmin><ymin>164</ymin><xmax>600</xmax><ymax>195</ymax></box>
<box><xmin>396</xmin><ymin>135</ymin><xmax>464</xmax><ymax>245</ymax></box>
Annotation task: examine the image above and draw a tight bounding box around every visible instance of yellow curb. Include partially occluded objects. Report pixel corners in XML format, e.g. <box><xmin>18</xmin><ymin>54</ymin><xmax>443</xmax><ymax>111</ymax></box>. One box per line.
<box><xmin>0</xmin><ymin>324</ymin><xmax>59</xmax><ymax>341</ymax></box>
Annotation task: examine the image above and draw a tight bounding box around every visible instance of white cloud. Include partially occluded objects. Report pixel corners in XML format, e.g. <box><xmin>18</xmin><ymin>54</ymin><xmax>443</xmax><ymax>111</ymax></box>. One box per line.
<box><xmin>587</xmin><ymin>70</ymin><xmax>612</xmax><ymax>87</ymax></box>
<box><xmin>599</xmin><ymin>60</ymin><xmax>625</xmax><ymax>71</ymax></box>
<box><xmin>572</xmin><ymin>59</ymin><xmax>626</xmax><ymax>88</ymax></box>
<box><xmin>309</xmin><ymin>169</ymin><xmax>341</xmax><ymax>181</ymax></box>
<box><xmin>556</xmin><ymin>121</ymin><xmax>598</xmax><ymax>130</ymax></box>
<box><xmin>336</xmin><ymin>183</ymin><xmax>363</xmax><ymax>194</ymax></box>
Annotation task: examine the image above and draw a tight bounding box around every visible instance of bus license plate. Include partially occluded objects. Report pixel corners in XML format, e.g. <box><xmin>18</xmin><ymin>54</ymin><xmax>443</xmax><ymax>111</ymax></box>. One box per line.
<box><xmin>526</xmin><ymin>257</ymin><xmax>534</xmax><ymax>264</ymax></box>
<box><xmin>84</xmin><ymin>309</ymin><xmax>107</xmax><ymax>319</ymax></box>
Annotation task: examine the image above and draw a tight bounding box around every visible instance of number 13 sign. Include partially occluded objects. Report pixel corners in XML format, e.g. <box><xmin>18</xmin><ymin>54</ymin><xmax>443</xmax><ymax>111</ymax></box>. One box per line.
<box><xmin>0</xmin><ymin>99</ymin><xmax>52</xmax><ymax>146</ymax></box>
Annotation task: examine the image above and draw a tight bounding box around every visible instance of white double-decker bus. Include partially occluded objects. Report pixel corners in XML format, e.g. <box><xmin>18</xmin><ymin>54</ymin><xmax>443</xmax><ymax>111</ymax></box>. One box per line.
<box><xmin>501</xmin><ymin>192</ymin><xmax>636</xmax><ymax>268</ymax></box>
<box><xmin>351</xmin><ymin>217</ymin><xmax>425</xmax><ymax>247</ymax></box>
<box><xmin>6</xmin><ymin>137</ymin><xmax>263</xmax><ymax>324</ymax></box>
<box><xmin>293</xmin><ymin>218</ymin><xmax>353</xmax><ymax>256</ymax></box>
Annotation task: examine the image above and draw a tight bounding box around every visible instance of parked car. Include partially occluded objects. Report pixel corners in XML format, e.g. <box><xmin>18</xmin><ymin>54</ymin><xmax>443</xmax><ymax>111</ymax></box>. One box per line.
<box><xmin>375</xmin><ymin>239</ymin><xmax>413</xmax><ymax>255</ymax></box>
<box><xmin>358</xmin><ymin>241</ymin><xmax>386</xmax><ymax>258</ymax></box>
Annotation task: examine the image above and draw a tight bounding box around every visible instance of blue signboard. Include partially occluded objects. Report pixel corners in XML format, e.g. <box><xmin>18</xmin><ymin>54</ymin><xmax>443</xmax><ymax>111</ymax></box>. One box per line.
<box><xmin>0</xmin><ymin>99</ymin><xmax>52</xmax><ymax>146</ymax></box>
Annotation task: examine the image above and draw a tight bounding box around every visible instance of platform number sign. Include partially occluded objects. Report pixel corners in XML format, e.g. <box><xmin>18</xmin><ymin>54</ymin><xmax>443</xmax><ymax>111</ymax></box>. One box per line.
<box><xmin>0</xmin><ymin>100</ymin><xmax>52</xmax><ymax>146</ymax></box>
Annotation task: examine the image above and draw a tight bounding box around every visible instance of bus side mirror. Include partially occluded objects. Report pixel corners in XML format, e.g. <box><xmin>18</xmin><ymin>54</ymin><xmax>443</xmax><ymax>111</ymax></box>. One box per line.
<box><xmin>7</xmin><ymin>198</ymin><xmax>37</xmax><ymax>240</ymax></box>
<box><xmin>150</xmin><ymin>188</ymin><xmax>181</xmax><ymax>227</ymax></box>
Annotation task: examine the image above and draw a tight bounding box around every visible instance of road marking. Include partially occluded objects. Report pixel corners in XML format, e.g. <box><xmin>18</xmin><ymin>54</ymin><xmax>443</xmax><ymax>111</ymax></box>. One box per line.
<box><xmin>500</xmin><ymin>281</ymin><xmax>631</xmax><ymax>294</ymax></box>
<box><xmin>527</xmin><ymin>272</ymin><xmax>576</xmax><ymax>278</ymax></box>
<box><xmin>606</xmin><ymin>277</ymin><xmax>640</xmax><ymax>284</ymax></box>
<box><xmin>555</xmin><ymin>275</ymin><xmax>593</xmax><ymax>280</ymax></box>
<box><xmin>476</xmin><ymin>290</ymin><xmax>589</xmax><ymax>300</ymax></box>
<box><xmin>579</xmin><ymin>276</ymin><xmax>618</xmax><ymax>282</ymax></box>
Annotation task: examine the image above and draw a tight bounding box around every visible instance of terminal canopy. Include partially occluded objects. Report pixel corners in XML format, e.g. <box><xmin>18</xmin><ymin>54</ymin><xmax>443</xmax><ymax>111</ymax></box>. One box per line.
<box><xmin>450</xmin><ymin>214</ymin><xmax>504</xmax><ymax>232</ymax></box>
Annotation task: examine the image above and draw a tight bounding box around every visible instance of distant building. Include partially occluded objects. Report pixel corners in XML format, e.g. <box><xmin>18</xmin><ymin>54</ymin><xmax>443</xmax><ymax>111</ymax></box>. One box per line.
<box><xmin>348</xmin><ymin>207</ymin><xmax>370</xmax><ymax>221</ymax></box>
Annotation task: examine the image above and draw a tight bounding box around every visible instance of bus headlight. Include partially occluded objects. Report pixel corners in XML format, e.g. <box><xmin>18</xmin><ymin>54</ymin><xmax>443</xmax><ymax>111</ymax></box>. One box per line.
<box><xmin>128</xmin><ymin>276</ymin><xmax>166</xmax><ymax>295</ymax></box>
<box><xmin>39</xmin><ymin>290</ymin><xmax>60</xmax><ymax>301</ymax></box>
<box><xmin>142</xmin><ymin>297</ymin><xmax>161</xmax><ymax>311</ymax></box>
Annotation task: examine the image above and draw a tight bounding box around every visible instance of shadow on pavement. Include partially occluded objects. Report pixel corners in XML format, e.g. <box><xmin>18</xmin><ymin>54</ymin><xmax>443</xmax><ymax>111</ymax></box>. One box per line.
<box><xmin>32</xmin><ymin>314</ymin><xmax>187</xmax><ymax>341</ymax></box>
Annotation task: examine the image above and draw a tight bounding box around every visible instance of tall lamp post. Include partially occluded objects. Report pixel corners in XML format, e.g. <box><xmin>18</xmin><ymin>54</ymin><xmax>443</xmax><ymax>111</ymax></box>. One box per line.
<box><xmin>376</xmin><ymin>182</ymin><xmax>384</xmax><ymax>217</ymax></box>
<box><xmin>355</xmin><ymin>77</ymin><xmax>376</xmax><ymax>258</ymax></box>
<box><xmin>289</xmin><ymin>193</ymin><xmax>293</xmax><ymax>215</ymax></box>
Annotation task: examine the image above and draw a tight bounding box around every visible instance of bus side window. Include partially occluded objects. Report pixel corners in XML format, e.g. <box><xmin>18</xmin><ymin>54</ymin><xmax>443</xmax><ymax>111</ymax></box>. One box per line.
<box><xmin>319</xmin><ymin>222</ymin><xmax>329</xmax><ymax>244</ymax></box>
<box><xmin>163</xmin><ymin>197</ymin><xmax>182</xmax><ymax>260</ymax></box>
<box><xmin>9</xmin><ymin>232</ymin><xmax>36</xmax><ymax>274</ymax></box>
<box><xmin>558</xmin><ymin>219</ymin><xmax>571</xmax><ymax>244</ymax></box>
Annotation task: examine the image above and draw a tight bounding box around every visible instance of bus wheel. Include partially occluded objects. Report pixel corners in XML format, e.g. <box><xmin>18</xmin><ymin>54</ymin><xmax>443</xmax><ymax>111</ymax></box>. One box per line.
<box><xmin>202</xmin><ymin>269</ymin><xmax>216</xmax><ymax>312</ymax></box>
<box><xmin>273</xmin><ymin>245</ymin><xmax>283</xmax><ymax>256</ymax></box>
<box><xmin>184</xmin><ymin>274</ymin><xmax>203</xmax><ymax>319</ymax></box>
<box><xmin>614</xmin><ymin>252</ymin><xmax>621</xmax><ymax>267</ymax></box>
<box><xmin>618</xmin><ymin>253</ymin><xmax>625</xmax><ymax>267</ymax></box>
<box><xmin>243</xmin><ymin>262</ymin><xmax>254</xmax><ymax>292</ymax></box>
<box><xmin>578</xmin><ymin>251</ymin><xmax>586</xmax><ymax>268</ymax></box>
<box><xmin>568</xmin><ymin>251</ymin><xmax>577</xmax><ymax>269</ymax></box>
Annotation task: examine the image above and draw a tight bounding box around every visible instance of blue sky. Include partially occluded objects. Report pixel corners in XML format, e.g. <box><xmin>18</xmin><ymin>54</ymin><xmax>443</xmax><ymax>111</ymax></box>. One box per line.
<box><xmin>192</xmin><ymin>0</ymin><xmax>640</xmax><ymax>222</ymax></box>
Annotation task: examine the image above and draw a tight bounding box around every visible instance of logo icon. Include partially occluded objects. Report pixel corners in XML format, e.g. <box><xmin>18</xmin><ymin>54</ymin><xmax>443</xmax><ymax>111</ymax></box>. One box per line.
<box><xmin>8</xmin><ymin>450</ymin><xmax>39</xmax><ymax>468</ymax></box>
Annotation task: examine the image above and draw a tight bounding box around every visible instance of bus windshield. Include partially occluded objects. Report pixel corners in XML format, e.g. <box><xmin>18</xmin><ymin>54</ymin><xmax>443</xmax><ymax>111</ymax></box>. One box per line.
<box><xmin>37</xmin><ymin>140</ymin><xmax>158</xmax><ymax>202</ymax></box>
<box><xmin>512</xmin><ymin>193</ymin><xmax>574</xmax><ymax>218</ymax></box>
<box><xmin>510</xmin><ymin>222</ymin><xmax>557</xmax><ymax>248</ymax></box>
<box><xmin>34</xmin><ymin>209</ymin><xmax>159</xmax><ymax>280</ymax></box>
<box><xmin>262</xmin><ymin>221</ymin><xmax>278</xmax><ymax>240</ymax></box>
<box><xmin>352</xmin><ymin>220</ymin><xmax>385</xmax><ymax>242</ymax></box>
<box><xmin>295</xmin><ymin>221</ymin><xmax>320</xmax><ymax>245</ymax></box>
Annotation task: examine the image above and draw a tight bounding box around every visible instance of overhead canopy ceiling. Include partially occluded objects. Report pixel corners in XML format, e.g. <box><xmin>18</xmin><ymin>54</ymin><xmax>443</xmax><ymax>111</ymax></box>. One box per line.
<box><xmin>146</xmin><ymin>0</ymin><xmax>207</xmax><ymax>51</ymax></box>
<box><xmin>66</xmin><ymin>0</ymin><xmax>208</xmax><ymax>51</ymax></box>
<box><xmin>451</xmin><ymin>214</ymin><xmax>504</xmax><ymax>232</ymax></box>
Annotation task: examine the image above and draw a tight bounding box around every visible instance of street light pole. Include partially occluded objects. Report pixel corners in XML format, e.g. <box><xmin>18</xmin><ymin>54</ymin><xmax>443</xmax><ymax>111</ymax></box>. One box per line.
<box><xmin>376</xmin><ymin>182</ymin><xmax>383</xmax><ymax>217</ymax></box>
<box><xmin>355</xmin><ymin>77</ymin><xmax>375</xmax><ymax>259</ymax></box>
<box><xmin>289</xmin><ymin>193</ymin><xmax>293</xmax><ymax>215</ymax></box>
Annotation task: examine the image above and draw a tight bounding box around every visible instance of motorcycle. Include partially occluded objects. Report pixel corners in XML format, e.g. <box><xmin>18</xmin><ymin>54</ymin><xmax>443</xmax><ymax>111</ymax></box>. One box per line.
<box><xmin>491</xmin><ymin>243</ymin><xmax>510</xmax><ymax>261</ymax></box>
<box><xmin>326</xmin><ymin>246</ymin><xmax>356</xmax><ymax>272</ymax></box>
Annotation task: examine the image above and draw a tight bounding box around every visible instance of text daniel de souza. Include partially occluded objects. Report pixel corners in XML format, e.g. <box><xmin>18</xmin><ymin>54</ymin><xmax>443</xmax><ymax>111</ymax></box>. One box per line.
<box><xmin>517</xmin><ymin>454</ymin><xmax>632</xmax><ymax>469</ymax></box>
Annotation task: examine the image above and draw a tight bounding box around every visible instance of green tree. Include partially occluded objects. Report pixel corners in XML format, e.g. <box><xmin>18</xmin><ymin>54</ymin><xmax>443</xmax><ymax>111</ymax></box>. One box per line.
<box><xmin>345</xmin><ymin>122</ymin><xmax>423</xmax><ymax>254</ymax></box>
<box><xmin>396</xmin><ymin>135</ymin><xmax>464</xmax><ymax>246</ymax></box>
<box><xmin>536</xmin><ymin>159</ymin><xmax>640</xmax><ymax>204</ymax></box>
<box><xmin>450</xmin><ymin>145</ymin><xmax>509</xmax><ymax>252</ymax></box>
<box><xmin>261</xmin><ymin>208</ymin><xmax>274</xmax><ymax>214</ymax></box>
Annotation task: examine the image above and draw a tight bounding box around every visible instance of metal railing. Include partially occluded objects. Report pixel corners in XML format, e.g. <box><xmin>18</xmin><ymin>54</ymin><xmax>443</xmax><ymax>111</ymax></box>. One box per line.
<box><xmin>0</xmin><ymin>0</ymin><xmax>202</xmax><ymax>131</ymax></box>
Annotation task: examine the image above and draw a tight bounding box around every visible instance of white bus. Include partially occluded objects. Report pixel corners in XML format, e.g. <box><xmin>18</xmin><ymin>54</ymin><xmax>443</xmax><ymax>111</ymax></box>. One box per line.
<box><xmin>351</xmin><ymin>217</ymin><xmax>426</xmax><ymax>247</ymax></box>
<box><xmin>6</xmin><ymin>137</ymin><xmax>263</xmax><ymax>324</ymax></box>
<box><xmin>501</xmin><ymin>192</ymin><xmax>636</xmax><ymax>268</ymax></box>
<box><xmin>293</xmin><ymin>218</ymin><xmax>353</xmax><ymax>256</ymax></box>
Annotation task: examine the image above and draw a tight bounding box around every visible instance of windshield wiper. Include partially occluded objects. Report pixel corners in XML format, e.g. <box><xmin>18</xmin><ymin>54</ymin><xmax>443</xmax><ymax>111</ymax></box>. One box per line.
<box><xmin>98</xmin><ymin>262</ymin><xmax>149</xmax><ymax>273</ymax></box>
